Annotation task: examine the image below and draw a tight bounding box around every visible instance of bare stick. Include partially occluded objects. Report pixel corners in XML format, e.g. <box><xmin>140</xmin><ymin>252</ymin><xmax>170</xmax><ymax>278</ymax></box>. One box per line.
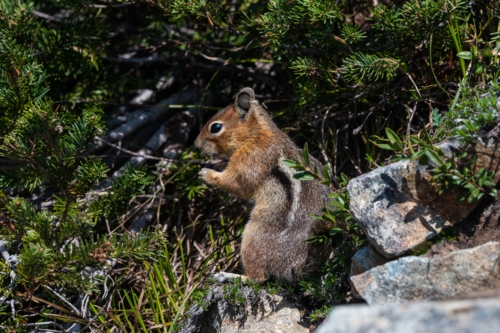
<box><xmin>405</xmin><ymin>101</ymin><xmax>419</xmax><ymax>149</ymax></box>
<box><xmin>20</xmin><ymin>322</ymin><xmax>68</xmax><ymax>330</ymax></box>
<box><xmin>32</xmin><ymin>10</ymin><xmax>62</xmax><ymax>22</ymax></box>
<box><xmin>76</xmin><ymin>298</ymin><xmax>113</xmax><ymax>333</ymax></box>
<box><xmin>0</xmin><ymin>240</ymin><xmax>17</xmax><ymax>305</ymax></box>
<box><xmin>352</xmin><ymin>76</ymin><xmax>407</xmax><ymax>135</ymax></box>
<box><xmin>10</xmin><ymin>299</ymin><xmax>14</xmax><ymax>321</ymax></box>
<box><xmin>320</xmin><ymin>107</ymin><xmax>334</xmax><ymax>183</ymax></box>
<box><xmin>0</xmin><ymin>240</ymin><xmax>11</xmax><ymax>262</ymax></box>
<box><xmin>43</xmin><ymin>285</ymin><xmax>81</xmax><ymax>316</ymax></box>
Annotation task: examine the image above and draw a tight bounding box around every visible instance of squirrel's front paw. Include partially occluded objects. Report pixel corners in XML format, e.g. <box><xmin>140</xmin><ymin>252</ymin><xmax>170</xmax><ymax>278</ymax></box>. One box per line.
<box><xmin>198</xmin><ymin>168</ymin><xmax>215</xmax><ymax>184</ymax></box>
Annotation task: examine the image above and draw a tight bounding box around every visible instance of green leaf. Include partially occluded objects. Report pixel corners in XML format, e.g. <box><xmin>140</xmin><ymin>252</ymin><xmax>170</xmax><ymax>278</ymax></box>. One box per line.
<box><xmin>293</xmin><ymin>171</ymin><xmax>315</xmax><ymax>181</ymax></box>
<box><xmin>323</xmin><ymin>212</ymin><xmax>337</xmax><ymax>223</ymax></box>
<box><xmin>385</xmin><ymin>127</ymin><xmax>404</xmax><ymax>152</ymax></box>
<box><xmin>468</xmin><ymin>188</ymin><xmax>481</xmax><ymax>203</ymax></box>
<box><xmin>456</xmin><ymin>191</ymin><xmax>469</xmax><ymax>202</ymax></box>
<box><xmin>483</xmin><ymin>180</ymin><xmax>495</xmax><ymax>187</ymax></box>
<box><xmin>473</xmin><ymin>62</ymin><xmax>485</xmax><ymax>75</ymax></box>
<box><xmin>282</xmin><ymin>159</ymin><xmax>301</xmax><ymax>168</ymax></box>
<box><xmin>410</xmin><ymin>136</ymin><xmax>426</xmax><ymax>146</ymax></box>
<box><xmin>464</xmin><ymin>183</ymin><xmax>476</xmax><ymax>190</ymax></box>
<box><xmin>477</xmin><ymin>167</ymin><xmax>487</xmax><ymax>178</ymax></box>
<box><xmin>457</xmin><ymin>51</ymin><xmax>473</xmax><ymax>60</ymax></box>
<box><xmin>391</xmin><ymin>154</ymin><xmax>411</xmax><ymax>162</ymax></box>
<box><xmin>340</xmin><ymin>173</ymin><xmax>349</xmax><ymax>185</ymax></box>
<box><xmin>431</xmin><ymin>108</ymin><xmax>445</xmax><ymax>128</ymax></box>
<box><xmin>418</xmin><ymin>154</ymin><xmax>429</xmax><ymax>166</ymax></box>
<box><xmin>305</xmin><ymin>235</ymin><xmax>327</xmax><ymax>244</ymax></box>
<box><xmin>377</xmin><ymin>143</ymin><xmax>396</xmax><ymax>151</ymax></box>
<box><xmin>478</xmin><ymin>176</ymin><xmax>485</xmax><ymax>187</ymax></box>
<box><xmin>329</xmin><ymin>228</ymin><xmax>343</xmax><ymax>235</ymax></box>
<box><xmin>303</xmin><ymin>143</ymin><xmax>310</xmax><ymax>166</ymax></box>
<box><xmin>310</xmin><ymin>214</ymin><xmax>325</xmax><ymax>220</ymax></box>
<box><xmin>424</xmin><ymin>148</ymin><xmax>444</xmax><ymax>167</ymax></box>
<box><xmin>412</xmin><ymin>150</ymin><xmax>425</xmax><ymax>159</ymax></box>
<box><xmin>329</xmin><ymin>200</ymin><xmax>346</xmax><ymax>209</ymax></box>
<box><xmin>322</xmin><ymin>165</ymin><xmax>331</xmax><ymax>183</ymax></box>
<box><xmin>17</xmin><ymin>242</ymin><xmax>54</xmax><ymax>284</ymax></box>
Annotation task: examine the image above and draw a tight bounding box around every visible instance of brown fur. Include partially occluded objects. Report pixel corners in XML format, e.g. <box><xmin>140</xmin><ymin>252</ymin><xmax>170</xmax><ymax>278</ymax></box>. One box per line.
<box><xmin>195</xmin><ymin>87</ymin><xmax>331</xmax><ymax>283</ymax></box>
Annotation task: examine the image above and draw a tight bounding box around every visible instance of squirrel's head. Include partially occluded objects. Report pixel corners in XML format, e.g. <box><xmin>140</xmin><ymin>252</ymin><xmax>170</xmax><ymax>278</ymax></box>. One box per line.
<box><xmin>195</xmin><ymin>87</ymin><xmax>270</xmax><ymax>158</ymax></box>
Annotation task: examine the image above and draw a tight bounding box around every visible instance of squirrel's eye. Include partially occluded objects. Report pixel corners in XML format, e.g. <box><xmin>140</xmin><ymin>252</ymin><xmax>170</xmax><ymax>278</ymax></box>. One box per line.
<box><xmin>210</xmin><ymin>123</ymin><xmax>223</xmax><ymax>134</ymax></box>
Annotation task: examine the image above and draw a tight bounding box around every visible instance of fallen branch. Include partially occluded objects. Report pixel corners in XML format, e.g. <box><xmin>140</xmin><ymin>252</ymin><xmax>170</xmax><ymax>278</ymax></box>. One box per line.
<box><xmin>43</xmin><ymin>285</ymin><xmax>81</xmax><ymax>316</ymax></box>
<box><xmin>108</xmin><ymin>87</ymin><xmax>202</xmax><ymax>141</ymax></box>
<box><xmin>0</xmin><ymin>240</ymin><xmax>17</xmax><ymax>305</ymax></box>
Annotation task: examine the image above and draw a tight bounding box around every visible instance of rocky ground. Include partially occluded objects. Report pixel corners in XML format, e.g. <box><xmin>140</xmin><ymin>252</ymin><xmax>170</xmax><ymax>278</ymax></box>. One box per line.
<box><xmin>322</xmin><ymin>135</ymin><xmax>500</xmax><ymax>332</ymax></box>
<box><xmin>181</xmin><ymin>135</ymin><xmax>500</xmax><ymax>333</ymax></box>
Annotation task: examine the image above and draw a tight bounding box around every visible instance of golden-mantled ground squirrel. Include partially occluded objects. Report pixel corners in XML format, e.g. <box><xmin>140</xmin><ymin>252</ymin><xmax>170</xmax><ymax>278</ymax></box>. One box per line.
<box><xmin>195</xmin><ymin>87</ymin><xmax>331</xmax><ymax>283</ymax></box>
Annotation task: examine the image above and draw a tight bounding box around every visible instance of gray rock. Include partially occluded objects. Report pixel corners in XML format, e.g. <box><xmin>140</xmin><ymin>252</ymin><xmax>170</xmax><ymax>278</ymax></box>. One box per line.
<box><xmin>199</xmin><ymin>293</ymin><xmax>308</xmax><ymax>333</ymax></box>
<box><xmin>350</xmin><ymin>245</ymin><xmax>389</xmax><ymax>276</ymax></box>
<box><xmin>350</xmin><ymin>246</ymin><xmax>373</xmax><ymax>277</ymax></box>
<box><xmin>350</xmin><ymin>242</ymin><xmax>500</xmax><ymax>305</ymax></box>
<box><xmin>316</xmin><ymin>298</ymin><xmax>500</xmax><ymax>333</ymax></box>
<box><xmin>349</xmin><ymin>245</ymin><xmax>389</xmax><ymax>298</ymax></box>
<box><xmin>347</xmin><ymin>137</ymin><xmax>500</xmax><ymax>258</ymax></box>
<box><xmin>180</xmin><ymin>285</ymin><xmax>308</xmax><ymax>333</ymax></box>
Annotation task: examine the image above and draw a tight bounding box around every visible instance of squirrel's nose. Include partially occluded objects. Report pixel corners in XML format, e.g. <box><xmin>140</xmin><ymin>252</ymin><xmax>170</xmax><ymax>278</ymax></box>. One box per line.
<box><xmin>194</xmin><ymin>136</ymin><xmax>201</xmax><ymax>149</ymax></box>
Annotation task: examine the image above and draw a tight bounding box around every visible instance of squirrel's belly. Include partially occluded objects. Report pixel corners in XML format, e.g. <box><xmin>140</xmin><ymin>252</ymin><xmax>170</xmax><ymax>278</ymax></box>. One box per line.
<box><xmin>241</xmin><ymin>220</ymin><xmax>310</xmax><ymax>282</ymax></box>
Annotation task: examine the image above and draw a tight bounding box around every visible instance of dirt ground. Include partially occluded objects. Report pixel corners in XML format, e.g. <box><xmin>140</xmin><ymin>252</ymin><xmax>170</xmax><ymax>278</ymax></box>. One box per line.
<box><xmin>425</xmin><ymin>191</ymin><xmax>500</xmax><ymax>257</ymax></box>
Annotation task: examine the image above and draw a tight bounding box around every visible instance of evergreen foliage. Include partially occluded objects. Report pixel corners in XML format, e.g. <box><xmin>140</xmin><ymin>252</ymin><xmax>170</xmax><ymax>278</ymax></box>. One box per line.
<box><xmin>0</xmin><ymin>0</ymin><xmax>498</xmax><ymax>331</ymax></box>
<box><xmin>0</xmin><ymin>3</ymin><xmax>163</xmax><ymax>330</ymax></box>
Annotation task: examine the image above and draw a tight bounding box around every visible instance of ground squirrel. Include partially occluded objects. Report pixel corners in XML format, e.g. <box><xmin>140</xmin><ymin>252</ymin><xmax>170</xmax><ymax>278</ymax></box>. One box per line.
<box><xmin>195</xmin><ymin>87</ymin><xmax>332</xmax><ymax>283</ymax></box>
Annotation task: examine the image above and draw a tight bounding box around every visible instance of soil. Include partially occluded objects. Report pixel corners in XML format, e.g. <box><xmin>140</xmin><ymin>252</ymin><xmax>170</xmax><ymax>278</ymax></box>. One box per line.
<box><xmin>425</xmin><ymin>190</ymin><xmax>500</xmax><ymax>257</ymax></box>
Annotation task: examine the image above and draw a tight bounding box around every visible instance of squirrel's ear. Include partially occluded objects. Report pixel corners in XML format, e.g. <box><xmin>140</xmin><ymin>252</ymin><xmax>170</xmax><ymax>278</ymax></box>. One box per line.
<box><xmin>235</xmin><ymin>87</ymin><xmax>255</xmax><ymax>119</ymax></box>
